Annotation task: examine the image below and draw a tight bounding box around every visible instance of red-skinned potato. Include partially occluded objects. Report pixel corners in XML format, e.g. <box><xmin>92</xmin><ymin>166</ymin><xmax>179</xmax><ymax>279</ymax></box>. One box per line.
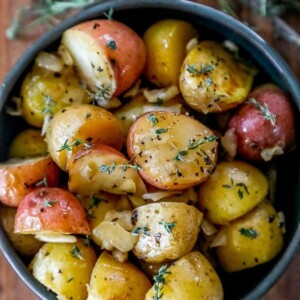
<box><xmin>61</xmin><ymin>19</ymin><xmax>146</xmax><ymax>102</ymax></box>
<box><xmin>0</xmin><ymin>155</ymin><xmax>60</xmax><ymax>207</ymax></box>
<box><xmin>228</xmin><ymin>84</ymin><xmax>296</xmax><ymax>161</ymax></box>
<box><xmin>14</xmin><ymin>187</ymin><xmax>90</xmax><ymax>235</ymax></box>
<box><xmin>68</xmin><ymin>144</ymin><xmax>147</xmax><ymax>196</ymax></box>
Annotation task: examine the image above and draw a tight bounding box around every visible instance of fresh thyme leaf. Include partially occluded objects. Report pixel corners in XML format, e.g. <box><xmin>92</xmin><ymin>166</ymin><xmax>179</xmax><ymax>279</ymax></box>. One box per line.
<box><xmin>222</xmin><ymin>180</ymin><xmax>249</xmax><ymax>199</ymax></box>
<box><xmin>155</xmin><ymin>128</ymin><xmax>168</xmax><ymax>135</ymax></box>
<box><xmin>43</xmin><ymin>199</ymin><xmax>57</xmax><ymax>207</ymax></box>
<box><xmin>153</xmin><ymin>265</ymin><xmax>171</xmax><ymax>300</ymax></box>
<box><xmin>147</xmin><ymin>113</ymin><xmax>159</xmax><ymax>127</ymax></box>
<box><xmin>100</xmin><ymin>160</ymin><xmax>142</xmax><ymax>174</ymax></box>
<box><xmin>222</xmin><ymin>184</ymin><xmax>232</xmax><ymax>189</ymax></box>
<box><xmin>90</xmin><ymin>195</ymin><xmax>103</xmax><ymax>207</ymax></box>
<box><xmin>35</xmin><ymin>174</ymin><xmax>48</xmax><ymax>187</ymax></box>
<box><xmin>186</xmin><ymin>63</ymin><xmax>214</xmax><ymax>76</ymax></box>
<box><xmin>99</xmin><ymin>162</ymin><xmax>117</xmax><ymax>174</ymax></box>
<box><xmin>132</xmin><ymin>226</ymin><xmax>150</xmax><ymax>236</ymax></box>
<box><xmin>121</xmin><ymin>163</ymin><xmax>142</xmax><ymax>172</ymax></box>
<box><xmin>159</xmin><ymin>221</ymin><xmax>176</xmax><ymax>234</ymax></box>
<box><xmin>205</xmin><ymin>77</ymin><xmax>213</xmax><ymax>89</ymax></box>
<box><xmin>237</xmin><ymin>189</ymin><xmax>243</xmax><ymax>199</ymax></box>
<box><xmin>236</xmin><ymin>182</ymin><xmax>250</xmax><ymax>195</ymax></box>
<box><xmin>247</xmin><ymin>98</ymin><xmax>276</xmax><ymax>125</ymax></box>
<box><xmin>175</xmin><ymin>150</ymin><xmax>188</xmax><ymax>161</ymax></box>
<box><xmin>70</xmin><ymin>245</ymin><xmax>84</xmax><ymax>260</ymax></box>
<box><xmin>88</xmin><ymin>84</ymin><xmax>112</xmax><ymax>105</ymax></box>
<box><xmin>239</xmin><ymin>228</ymin><xmax>259</xmax><ymax>239</ymax></box>
<box><xmin>41</xmin><ymin>95</ymin><xmax>56</xmax><ymax>115</ymax></box>
<box><xmin>103</xmin><ymin>7</ymin><xmax>114</xmax><ymax>20</ymax></box>
<box><xmin>57</xmin><ymin>139</ymin><xmax>91</xmax><ymax>152</ymax></box>
<box><xmin>107</xmin><ymin>40</ymin><xmax>117</xmax><ymax>50</ymax></box>
<box><xmin>188</xmin><ymin>135</ymin><xmax>217</xmax><ymax>150</ymax></box>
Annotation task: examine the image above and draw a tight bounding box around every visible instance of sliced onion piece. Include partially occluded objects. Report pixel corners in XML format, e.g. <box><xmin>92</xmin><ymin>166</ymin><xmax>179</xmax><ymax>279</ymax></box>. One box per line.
<box><xmin>260</xmin><ymin>145</ymin><xmax>284</xmax><ymax>162</ymax></box>
<box><xmin>143</xmin><ymin>85</ymin><xmax>179</xmax><ymax>103</ymax></box>
<box><xmin>35</xmin><ymin>51</ymin><xmax>64</xmax><ymax>73</ymax></box>
<box><xmin>35</xmin><ymin>233</ymin><xmax>77</xmax><ymax>243</ymax></box>
<box><xmin>57</xmin><ymin>44</ymin><xmax>74</xmax><ymax>66</ymax></box>
<box><xmin>186</xmin><ymin>37</ymin><xmax>199</xmax><ymax>53</ymax></box>
<box><xmin>123</xmin><ymin>79</ymin><xmax>142</xmax><ymax>98</ymax></box>
<box><xmin>112</xmin><ymin>249</ymin><xmax>128</xmax><ymax>263</ymax></box>
<box><xmin>104</xmin><ymin>210</ymin><xmax>134</xmax><ymax>231</ymax></box>
<box><xmin>142</xmin><ymin>190</ymin><xmax>182</xmax><ymax>202</ymax></box>
<box><xmin>210</xmin><ymin>231</ymin><xmax>227</xmax><ymax>248</ymax></box>
<box><xmin>201</xmin><ymin>219</ymin><xmax>218</xmax><ymax>236</ymax></box>
<box><xmin>221</xmin><ymin>128</ymin><xmax>237</xmax><ymax>158</ymax></box>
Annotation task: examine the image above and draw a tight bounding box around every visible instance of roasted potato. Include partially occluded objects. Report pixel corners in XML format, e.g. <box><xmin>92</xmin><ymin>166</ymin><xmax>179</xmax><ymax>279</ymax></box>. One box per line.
<box><xmin>215</xmin><ymin>200</ymin><xmax>284</xmax><ymax>272</ymax></box>
<box><xmin>21</xmin><ymin>64</ymin><xmax>89</xmax><ymax>127</ymax></box>
<box><xmin>227</xmin><ymin>84</ymin><xmax>296</xmax><ymax>161</ymax></box>
<box><xmin>145</xmin><ymin>251</ymin><xmax>223</xmax><ymax>300</ymax></box>
<box><xmin>8</xmin><ymin>129</ymin><xmax>48</xmax><ymax>158</ymax></box>
<box><xmin>68</xmin><ymin>144</ymin><xmax>147</xmax><ymax>196</ymax></box>
<box><xmin>29</xmin><ymin>240</ymin><xmax>96</xmax><ymax>300</ymax></box>
<box><xmin>87</xmin><ymin>251</ymin><xmax>151</xmax><ymax>300</ymax></box>
<box><xmin>61</xmin><ymin>19</ymin><xmax>146</xmax><ymax>102</ymax></box>
<box><xmin>46</xmin><ymin>104</ymin><xmax>123</xmax><ymax>171</ymax></box>
<box><xmin>127</xmin><ymin>111</ymin><xmax>218</xmax><ymax>190</ymax></box>
<box><xmin>132</xmin><ymin>202</ymin><xmax>202</xmax><ymax>263</ymax></box>
<box><xmin>179</xmin><ymin>41</ymin><xmax>256</xmax><ymax>113</ymax></box>
<box><xmin>143</xmin><ymin>19</ymin><xmax>198</xmax><ymax>87</ymax></box>
<box><xmin>0</xmin><ymin>204</ymin><xmax>43</xmax><ymax>257</ymax></box>
<box><xmin>0</xmin><ymin>155</ymin><xmax>60</xmax><ymax>207</ymax></box>
<box><xmin>198</xmin><ymin>160</ymin><xmax>269</xmax><ymax>225</ymax></box>
<box><xmin>14</xmin><ymin>187</ymin><xmax>90</xmax><ymax>236</ymax></box>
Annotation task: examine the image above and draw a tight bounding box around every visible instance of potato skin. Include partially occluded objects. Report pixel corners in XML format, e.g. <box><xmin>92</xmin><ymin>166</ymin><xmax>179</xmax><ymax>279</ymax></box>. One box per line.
<box><xmin>145</xmin><ymin>251</ymin><xmax>223</xmax><ymax>300</ymax></box>
<box><xmin>228</xmin><ymin>84</ymin><xmax>296</xmax><ymax>161</ymax></box>
<box><xmin>132</xmin><ymin>202</ymin><xmax>202</xmax><ymax>263</ymax></box>
<box><xmin>215</xmin><ymin>200</ymin><xmax>284</xmax><ymax>272</ymax></box>
<box><xmin>144</xmin><ymin>19</ymin><xmax>198</xmax><ymax>87</ymax></box>
<box><xmin>62</xmin><ymin>20</ymin><xmax>146</xmax><ymax>96</ymax></box>
<box><xmin>127</xmin><ymin>111</ymin><xmax>218</xmax><ymax>190</ymax></box>
<box><xmin>8</xmin><ymin>129</ymin><xmax>48</xmax><ymax>158</ymax></box>
<box><xmin>29</xmin><ymin>241</ymin><xmax>96</xmax><ymax>300</ymax></box>
<box><xmin>87</xmin><ymin>251</ymin><xmax>151</xmax><ymax>300</ymax></box>
<box><xmin>179</xmin><ymin>41</ymin><xmax>256</xmax><ymax>113</ymax></box>
<box><xmin>21</xmin><ymin>65</ymin><xmax>89</xmax><ymax>127</ymax></box>
<box><xmin>0</xmin><ymin>155</ymin><xmax>60</xmax><ymax>207</ymax></box>
<box><xmin>46</xmin><ymin>104</ymin><xmax>123</xmax><ymax>171</ymax></box>
<box><xmin>0</xmin><ymin>204</ymin><xmax>43</xmax><ymax>257</ymax></box>
<box><xmin>198</xmin><ymin>160</ymin><xmax>268</xmax><ymax>225</ymax></box>
<box><xmin>14</xmin><ymin>187</ymin><xmax>90</xmax><ymax>235</ymax></box>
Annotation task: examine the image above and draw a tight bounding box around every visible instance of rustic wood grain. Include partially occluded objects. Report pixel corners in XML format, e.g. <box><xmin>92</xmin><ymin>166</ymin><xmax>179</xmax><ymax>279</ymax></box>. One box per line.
<box><xmin>0</xmin><ymin>0</ymin><xmax>299</xmax><ymax>299</ymax></box>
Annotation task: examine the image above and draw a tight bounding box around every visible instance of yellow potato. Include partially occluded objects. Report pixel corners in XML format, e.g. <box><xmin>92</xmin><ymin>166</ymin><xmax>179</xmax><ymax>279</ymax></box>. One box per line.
<box><xmin>8</xmin><ymin>129</ymin><xmax>48</xmax><ymax>158</ymax></box>
<box><xmin>132</xmin><ymin>202</ymin><xmax>202</xmax><ymax>263</ymax></box>
<box><xmin>87</xmin><ymin>251</ymin><xmax>151</xmax><ymax>300</ymax></box>
<box><xmin>0</xmin><ymin>204</ymin><xmax>43</xmax><ymax>257</ymax></box>
<box><xmin>29</xmin><ymin>240</ymin><xmax>96</xmax><ymax>300</ymax></box>
<box><xmin>199</xmin><ymin>160</ymin><xmax>269</xmax><ymax>225</ymax></box>
<box><xmin>179</xmin><ymin>40</ymin><xmax>256</xmax><ymax>113</ymax></box>
<box><xmin>144</xmin><ymin>19</ymin><xmax>198</xmax><ymax>87</ymax></box>
<box><xmin>145</xmin><ymin>251</ymin><xmax>223</xmax><ymax>300</ymax></box>
<box><xmin>21</xmin><ymin>65</ymin><xmax>89</xmax><ymax>127</ymax></box>
<box><xmin>46</xmin><ymin>104</ymin><xmax>124</xmax><ymax>171</ymax></box>
<box><xmin>215</xmin><ymin>200</ymin><xmax>284</xmax><ymax>272</ymax></box>
<box><xmin>127</xmin><ymin>111</ymin><xmax>218</xmax><ymax>190</ymax></box>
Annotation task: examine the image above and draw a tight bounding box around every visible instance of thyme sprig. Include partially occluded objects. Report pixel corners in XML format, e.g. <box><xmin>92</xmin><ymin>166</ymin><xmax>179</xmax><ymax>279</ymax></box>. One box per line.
<box><xmin>186</xmin><ymin>64</ymin><xmax>214</xmax><ymax>76</ymax></box>
<box><xmin>159</xmin><ymin>221</ymin><xmax>176</xmax><ymax>234</ymax></box>
<box><xmin>99</xmin><ymin>158</ymin><xmax>142</xmax><ymax>174</ymax></box>
<box><xmin>43</xmin><ymin>199</ymin><xmax>57</xmax><ymax>207</ymax></box>
<box><xmin>153</xmin><ymin>265</ymin><xmax>171</xmax><ymax>300</ymax></box>
<box><xmin>247</xmin><ymin>98</ymin><xmax>276</xmax><ymax>125</ymax></box>
<box><xmin>35</xmin><ymin>174</ymin><xmax>48</xmax><ymax>187</ymax></box>
<box><xmin>58</xmin><ymin>138</ymin><xmax>91</xmax><ymax>152</ymax></box>
<box><xmin>88</xmin><ymin>84</ymin><xmax>112</xmax><ymax>105</ymax></box>
<box><xmin>70</xmin><ymin>245</ymin><xmax>84</xmax><ymax>260</ymax></box>
<box><xmin>132</xmin><ymin>226</ymin><xmax>150</xmax><ymax>236</ymax></box>
<box><xmin>147</xmin><ymin>113</ymin><xmax>159</xmax><ymax>127</ymax></box>
<box><xmin>222</xmin><ymin>178</ymin><xmax>250</xmax><ymax>199</ymax></box>
<box><xmin>41</xmin><ymin>95</ymin><xmax>56</xmax><ymax>115</ymax></box>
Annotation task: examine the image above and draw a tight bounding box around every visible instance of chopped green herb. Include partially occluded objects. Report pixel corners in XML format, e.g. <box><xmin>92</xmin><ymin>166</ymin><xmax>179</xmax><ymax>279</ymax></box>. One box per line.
<box><xmin>70</xmin><ymin>245</ymin><xmax>84</xmax><ymax>260</ymax></box>
<box><xmin>189</xmin><ymin>135</ymin><xmax>217</xmax><ymax>150</ymax></box>
<box><xmin>90</xmin><ymin>195</ymin><xmax>103</xmax><ymax>207</ymax></box>
<box><xmin>57</xmin><ymin>139</ymin><xmax>91</xmax><ymax>152</ymax></box>
<box><xmin>147</xmin><ymin>113</ymin><xmax>159</xmax><ymax>127</ymax></box>
<box><xmin>107</xmin><ymin>40</ymin><xmax>117</xmax><ymax>50</ymax></box>
<box><xmin>99</xmin><ymin>160</ymin><xmax>142</xmax><ymax>174</ymax></box>
<box><xmin>222</xmin><ymin>184</ymin><xmax>232</xmax><ymax>189</ymax></box>
<box><xmin>205</xmin><ymin>77</ymin><xmax>213</xmax><ymax>89</ymax></box>
<box><xmin>159</xmin><ymin>221</ymin><xmax>176</xmax><ymax>234</ymax></box>
<box><xmin>121</xmin><ymin>162</ymin><xmax>142</xmax><ymax>172</ymax></box>
<box><xmin>153</xmin><ymin>265</ymin><xmax>171</xmax><ymax>300</ymax></box>
<box><xmin>43</xmin><ymin>199</ymin><xmax>57</xmax><ymax>207</ymax></box>
<box><xmin>132</xmin><ymin>226</ymin><xmax>150</xmax><ymax>236</ymax></box>
<box><xmin>155</xmin><ymin>128</ymin><xmax>168</xmax><ymax>135</ymax></box>
<box><xmin>156</xmin><ymin>98</ymin><xmax>163</xmax><ymax>105</ymax></box>
<box><xmin>186</xmin><ymin>64</ymin><xmax>214</xmax><ymax>76</ymax></box>
<box><xmin>83</xmin><ymin>235</ymin><xmax>91</xmax><ymax>247</ymax></box>
<box><xmin>247</xmin><ymin>98</ymin><xmax>276</xmax><ymax>125</ymax></box>
<box><xmin>99</xmin><ymin>162</ymin><xmax>117</xmax><ymax>174</ymax></box>
<box><xmin>85</xmin><ymin>113</ymin><xmax>91</xmax><ymax>119</ymax></box>
<box><xmin>88</xmin><ymin>84</ymin><xmax>111</xmax><ymax>105</ymax></box>
<box><xmin>41</xmin><ymin>95</ymin><xmax>56</xmax><ymax>115</ymax></box>
<box><xmin>222</xmin><ymin>179</ymin><xmax>250</xmax><ymax>199</ymax></box>
<box><xmin>35</xmin><ymin>174</ymin><xmax>48</xmax><ymax>187</ymax></box>
<box><xmin>175</xmin><ymin>150</ymin><xmax>188</xmax><ymax>161</ymax></box>
<box><xmin>103</xmin><ymin>7</ymin><xmax>114</xmax><ymax>20</ymax></box>
<box><xmin>239</xmin><ymin>228</ymin><xmax>259</xmax><ymax>239</ymax></box>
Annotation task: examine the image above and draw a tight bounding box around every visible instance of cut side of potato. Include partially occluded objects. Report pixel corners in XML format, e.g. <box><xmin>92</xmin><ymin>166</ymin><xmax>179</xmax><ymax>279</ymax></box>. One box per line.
<box><xmin>127</xmin><ymin>111</ymin><xmax>218</xmax><ymax>190</ymax></box>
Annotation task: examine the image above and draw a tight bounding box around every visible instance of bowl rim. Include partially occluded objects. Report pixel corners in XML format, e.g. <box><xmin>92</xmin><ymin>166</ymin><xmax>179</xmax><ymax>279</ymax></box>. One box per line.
<box><xmin>0</xmin><ymin>0</ymin><xmax>299</xmax><ymax>299</ymax></box>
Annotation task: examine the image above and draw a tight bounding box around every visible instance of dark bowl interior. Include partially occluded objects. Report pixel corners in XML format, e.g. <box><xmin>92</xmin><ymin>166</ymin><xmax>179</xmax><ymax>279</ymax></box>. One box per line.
<box><xmin>0</xmin><ymin>0</ymin><xmax>299</xmax><ymax>299</ymax></box>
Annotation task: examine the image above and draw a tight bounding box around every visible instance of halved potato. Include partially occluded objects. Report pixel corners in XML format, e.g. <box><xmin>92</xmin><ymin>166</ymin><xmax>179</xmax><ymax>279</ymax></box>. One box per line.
<box><xmin>68</xmin><ymin>144</ymin><xmax>146</xmax><ymax>196</ymax></box>
<box><xmin>145</xmin><ymin>251</ymin><xmax>223</xmax><ymax>300</ymax></box>
<box><xmin>127</xmin><ymin>111</ymin><xmax>218</xmax><ymax>190</ymax></box>
<box><xmin>179</xmin><ymin>40</ymin><xmax>256</xmax><ymax>113</ymax></box>
<box><xmin>14</xmin><ymin>187</ymin><xmax>90</xmax><ymax>236</ymax></box>
<box><xmin>30</xmin><ymin>240</ymin><xmax>96</xmax><ymax>300</ymax></box>
<box><xmin>0</xmin><ymin>155</ymin><xmax>60</xmax><ymax>207</ymax></box>
<box><xmin>61</xmin><ymin>19</ymin><xmax>146</xmax><ymax>101</ymax></box>
<box><xmin>87</xmin><ymin>251</ymin><xmax>151</xmax><ymax>300</ymax></box>
<box><xmin>46</xmin><ymin>104</ymin><xmax>123</xmax><ymax>171</ymax></box>
<box><xmin>132</xmin><ymin>202</ymin><xmax>203</xmax><ymax>263</ymax></box>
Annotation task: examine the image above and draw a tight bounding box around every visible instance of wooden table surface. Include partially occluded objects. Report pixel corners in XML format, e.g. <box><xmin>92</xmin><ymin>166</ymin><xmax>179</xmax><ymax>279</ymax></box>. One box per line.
<box><xmin>0</xmin><ymin>0</ymin><xmax>299</xmax><ymax>299</ymax></box>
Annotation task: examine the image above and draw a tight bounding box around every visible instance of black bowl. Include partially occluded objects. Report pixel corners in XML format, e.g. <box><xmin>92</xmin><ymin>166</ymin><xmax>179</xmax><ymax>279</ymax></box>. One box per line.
<box><xmin>0</xmin><ymin>1</ymin><xmax>299</xmax><ymax>299</ymax></box>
